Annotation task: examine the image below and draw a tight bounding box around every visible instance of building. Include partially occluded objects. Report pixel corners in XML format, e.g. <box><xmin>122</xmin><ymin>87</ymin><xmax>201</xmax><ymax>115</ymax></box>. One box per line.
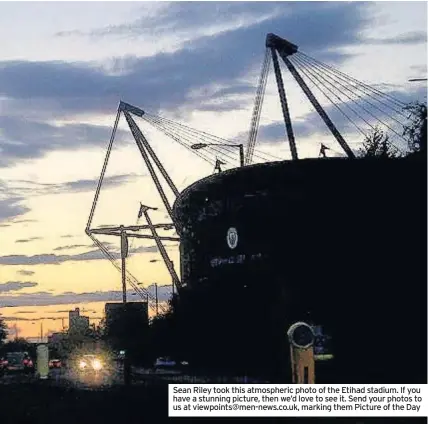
<box><xmin>105</xmin><ymin>302</ymin><xmax>148</xmax><ymax>325</ymax></box>
<box><xmin>68</xmin><ymin>307</ymin><xmax>89</xmax><ymax>333</ymax></box>
<box><xmin>173</xmin><ymin>155</ymin><xmax>426</xmax><ymax>383</ymax></box>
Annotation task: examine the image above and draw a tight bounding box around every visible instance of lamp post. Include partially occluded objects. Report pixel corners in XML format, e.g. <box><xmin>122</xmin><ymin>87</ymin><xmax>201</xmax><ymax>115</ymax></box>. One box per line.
<box><xmin>191</xmin><ymin>143</ymin><xmax>245</xmax><ymax>167</ymax></box>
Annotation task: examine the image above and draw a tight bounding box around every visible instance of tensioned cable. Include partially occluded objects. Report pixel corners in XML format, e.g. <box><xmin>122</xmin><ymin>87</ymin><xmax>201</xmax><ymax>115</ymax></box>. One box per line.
<box><xmin>89</xmin><ymin>232</ymin><xmax>168</xmax><ymax>314</ymax></box>
<box><xmin>296</xmin><ymin>53</ymin><xmax>407</xmax><ymax>128</ymax></box>
<box><xmin>290</xmin><ymin>56</ymin><xmax>403</xmax><ymax>154</ymax></box>
<box><xmin>288</xmin><ymin>55</ymin><xmax>368</xmax><ymax>138</ymax></box>
<box><xmin>143</xmin><ymin>115</ymin><xmax>218</xmax><ymax>166</ymax></box>
<box><xmin>247</xmin><ymin>48</ymin><xmax>271</xmax><ymax>165</ymax></box>
<box><xmin>298</xmin><ymin>52</ymin><xmax>408</xmax><ymax>110</ymax></box>
<box><xmin>151</xmin><ymin>117</ymin><xmax>239</xmax><ymax>164</ymax></box>
<box><xmin>144</xmin><ymin>115</ymin><xmax>235</xmax><ymax>166</ymax></box>
<box><xmin>292</xmin><ymin>56</ymin><xmax>405</xmax><ymax>153</ymax></box>
<box><xmin>86</xmin><ymin>108</ymin><xmax>121</xmax><ymax>231</ymax></box>
<box><xmin>292</xmin><ymin>55</ymin><xmax>406</xmax><ymax>146</ymax></box>
<box><xmin>144</xmin><ymin>113</ymin><xmax>283</xmax><ymax>163</ymax></box>
<box><xmin>145</xmin><ymin>114</ymin><xmax>277</xmax><ymax>167</ymax></box>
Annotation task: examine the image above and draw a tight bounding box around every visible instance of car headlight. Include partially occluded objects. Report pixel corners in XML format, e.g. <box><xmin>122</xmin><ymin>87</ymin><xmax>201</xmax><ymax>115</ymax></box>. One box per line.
<box><xmin>92</xmin><ymin>359</ymin><xmax>102</xmax><ymax>370</ymax></box>
<box><xmin>79</xmin><ymin>361</ymin><xmax>87</xmax><ymax>369</ymax></box>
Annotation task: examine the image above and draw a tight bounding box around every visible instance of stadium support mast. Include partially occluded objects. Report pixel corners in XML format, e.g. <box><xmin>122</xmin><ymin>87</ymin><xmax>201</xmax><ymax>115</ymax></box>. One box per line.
<box><xmin>246</xmin><ymin>33</ymin><xmax>356</xmax><ymax>164</ymax></box>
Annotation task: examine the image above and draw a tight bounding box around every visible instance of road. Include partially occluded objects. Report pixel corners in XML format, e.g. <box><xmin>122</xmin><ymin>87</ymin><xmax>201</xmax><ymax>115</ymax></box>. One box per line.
<box><xmin>0</xmin><ymin>371</ymin><xmax>425</xmax><ymax>424</ymax></box>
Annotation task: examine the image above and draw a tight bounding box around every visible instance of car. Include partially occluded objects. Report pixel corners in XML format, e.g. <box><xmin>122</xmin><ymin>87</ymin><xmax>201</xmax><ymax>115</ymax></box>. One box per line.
<box><xmin>3</xmin><ymin>352</ymin><xmax>34</xmax><ymax>374</ymax></box>
<box><xmin>49</xmin><ymin>359</ymin><xmax>62</xmax><ymax>369</ymax></box>
<box><xmin>76</xmin><ymin>354</ymin><xmax>104</xmax><ymax>373</ymax></box>
<box><xmin>154</xmin><ymin>357</ymin><xmax>176</xmax><ymax>369</ymax></box>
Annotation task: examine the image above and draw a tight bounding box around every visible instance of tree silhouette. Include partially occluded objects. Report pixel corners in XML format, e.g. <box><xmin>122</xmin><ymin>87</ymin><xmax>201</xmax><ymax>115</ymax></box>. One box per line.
<box><xmin>403</xmin><ymin>101</ymin><xmax>427</xmax><ymax>153</ymax></box>
<box><xmin>358</xmin><ymin>127</ymin><xmax>399</xmax><ymax>158</ymax></box>
<box><xmin>0</xmin><ymin>316</ymin><xmax>7</xmax><ymax>348</ymax></box>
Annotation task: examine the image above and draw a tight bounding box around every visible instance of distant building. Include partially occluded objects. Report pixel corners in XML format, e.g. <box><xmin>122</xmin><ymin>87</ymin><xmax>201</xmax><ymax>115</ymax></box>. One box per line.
<box><xmin>68</xmin><ymin>307</ymin><xmax>89</xmax><ymax>333</ymax></box>
<box><xmin>105</xmin><ymin>302</ymin><xmax>148</xmax><ymax>325</ymax></box>
<box><xmin>47</xmin><ymin>332</ymin><xmax>64</xmax><ymax>345</ymax></box>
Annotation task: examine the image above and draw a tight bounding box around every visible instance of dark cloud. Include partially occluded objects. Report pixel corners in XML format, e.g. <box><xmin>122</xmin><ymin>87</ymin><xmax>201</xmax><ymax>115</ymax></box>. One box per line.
<box><xmin>0</xmin><ymin>116</ymin><xmax>130</xmax><ymax>167</ymax></box>
<box><xmin>0</xmin><ymin>1</ymin><xmax>417</xmax><ymax>170</ymax></box>
<box><xmin>53</xmin><ymin>244</ymin><xmax>89</xmax><ymax>251</ymax></box>
<box><xmin>0</xmin><ymin>281</ymin><xmax>38</xmax><ymax>293</ymax></box>
<box><xmin>13</xmin><ymin>219</ymin><xmax>38</xmax><ymax>224</ymax></box>
<box><xmin>0</xmin><ymin>3</ymin><xmax>369</xmax><ymax>117</ymax></box>
<box><xmin>0</xmin><ymin>250</ymin><xmax>115</xmax><ymax>266</ymax></box>
<box><xmin>254</xmin><ymin>76</ymin><xmax>427</xmax><ymax>155</ymax></box>
<box><xmin>17</xmin><ymin>270</ymin><xmax>35</xmax><ymax>276</ymax></box>
<box><xmin>363</xmin><ymin>31</ymin><xmax>427</xmax><ymax>46</ymax></box>
<box><xmin>14</xmin><ymin>310</ymin><xmax>37</xmax><ymax>314</ymax></box>
<box><xmin>0</xmin><ymin>287</ymin><xmax>172</xmax><ymax>307</ymax></box>
<box><xmin>0</xmin><ymin>197</ymin><xmax>30</xmax><ymax>221</ymax></box>
<box><xmin>0</xmin><ymin>243</ymin><xmax>159</xmax><ymax>265</ymax></box>
<box><xmin>3</xmin><ymin>174</ymin><xmax>142</xmax><ymax>200</ymax></box>
<box><xmin>15</xmin><ymin>237</ymin><xmax>42</xmax><ymax>244</ymax></box>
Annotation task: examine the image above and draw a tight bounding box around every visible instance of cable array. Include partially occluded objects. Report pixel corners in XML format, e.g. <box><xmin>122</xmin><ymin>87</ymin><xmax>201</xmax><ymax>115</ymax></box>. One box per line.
<box><xmin>88</xmin><ymin>232</ymin><xmax>167</xmax><ymax>315</ymax></box>
<box><xmin>287</xmin><ymin>52</ymin><xmax>408</xmax><ymax>154</ymax></box>
<box><xmin>142</xmin><ymin>113</ymin><xmax>283</xmax><ymax>169</ymax></box>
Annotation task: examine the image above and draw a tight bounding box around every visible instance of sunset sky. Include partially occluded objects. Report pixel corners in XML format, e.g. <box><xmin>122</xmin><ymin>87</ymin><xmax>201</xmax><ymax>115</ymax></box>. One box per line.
<box><xmin>0</xmin><ymin>1</ymin><xmax>426</xmax><ymax>340</ymax></box>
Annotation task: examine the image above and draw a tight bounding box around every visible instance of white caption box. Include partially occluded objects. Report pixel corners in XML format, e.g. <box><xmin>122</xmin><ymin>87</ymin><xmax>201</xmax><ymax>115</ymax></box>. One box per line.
<box><xmin>168</xmin><ymin>384</ymin><xmax>427</xmax><ymax>417</ymax></box>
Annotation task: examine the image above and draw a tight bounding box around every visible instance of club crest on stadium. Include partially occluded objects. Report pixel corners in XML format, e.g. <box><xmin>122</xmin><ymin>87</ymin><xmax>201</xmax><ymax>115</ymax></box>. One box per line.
<box><xmin>227</xmin><ymin>227</ymin><xmax>238</xmax><ymax>249</ymax></box>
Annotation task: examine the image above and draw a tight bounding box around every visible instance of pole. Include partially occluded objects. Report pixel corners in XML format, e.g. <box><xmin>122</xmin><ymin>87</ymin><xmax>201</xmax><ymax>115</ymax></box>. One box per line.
<box><xmin>239</xmin><ymin>144</ymin><xmax>244</xmax><ymax>167</ymax></box>
<box><xmin>122</xmin><ymin>255</ymin><xmax>126</xmax><ymax>304</ymax></box>
<box><xmin>171</xmin><ymin>261</ymin><xmax>175</xmax><ymax>296</ymax></box>
<box><xmin>141</xmin><ymin>206</ymin><xmax>181</xmax><ymax>291</ymax></box>
<box><xmin>278</xmin><ymin>52</ymin><xmax>355</xmax><ymax>159</ymax></box>
<box><xmin>270</xmin><ymin>48</ymin><xmax>298</xmax><ymax>160</ymax></box>
<box><xmin>120</xmin><ymin>226</ymin><xmax>127</xmax><ymax>304</ymax></box>
<box><xmin>155</xmin><ymin>283</ymin><xmax>159</xmax><ymax>316</ymax></box>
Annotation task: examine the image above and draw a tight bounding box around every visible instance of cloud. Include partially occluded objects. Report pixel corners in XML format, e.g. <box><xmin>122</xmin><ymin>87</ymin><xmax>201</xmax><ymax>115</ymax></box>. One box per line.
<box><xmin>0</xmin><ymin>242</ymin><xmax>158</xmax><ymax>266</ymax></box>
<box><xmin>0</xmin><ymin>116</ymin><xmax>130</xmax><ymax>167</ymax></box>
<box><xmin>53</xmin><ymin>244</ymin><xmax>89</xmax><ymax>251</ymax></box>
<box><xmin>13</xmin><ymin>219</ymin><xmax>38</xmax><ymax>224</ymax></box>
<box><xmin>0</xmin><ymin>287</ymin><xmax>172</xmax><ymax>307</ymax></box>
<box><xmin>0</xmin><ymin>1</ymin><xmax>417</xmax><ymax>173</ymax></box>
<box><xmin>1</xmin><ymin>3</ymin><xmax>369</xmax><ymax>118</ymax></box>
<box><xmin>17</xmin><ymin>270</ymin><xmax>35</xmax><ymax>276</ymax></box>
<box><xmin>253</xmin><ymin>78</ymin><xmax>426</xmax><ymax>154</ymax></box>
<box><xmin>0</xmin><ymin>281</ymin><xmax>38</xmax><ymax>293</ymax></box>
<box><xmin>14</xmin><ymin>310</ymin><xmax>37</xmax><ymax>314</ymax></box>
<box><xmin>0</xmin><ymin>250</ymin><xmax>113</xmax><ymax>266</ymax></box>
<box><xmin>15</xmin><ymin>237</ymin><xmax>42</xmax><ymax>244</ymax></box>
<box><xmin>3</xmin><ymin>174</ymin><xmax>142</xmax><ymax>201</ymax></box>
<box><xmin>0</xmin><ymin>197</ymin><xmax>30</xmax><ymax>222</ymax></box>
<box><xmin>363</xmin><ymin>31</ymin><xmax>427</xmax><ymax>45</ymax></box>
<box><xmin>60</xmin><ymin>234</ymin><xmax>74</xmax><ymax>238</ymax></box>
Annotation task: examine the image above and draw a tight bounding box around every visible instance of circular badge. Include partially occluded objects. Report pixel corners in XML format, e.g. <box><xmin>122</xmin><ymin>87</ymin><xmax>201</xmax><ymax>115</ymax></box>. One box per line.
<box><xmin>227</xmin><ymin>227</ymin><xmax>238</xmax><ymax>250</ymax></box>
<box><xmin>287</xmin><ymin>322</ymin><xmax>315</xmax><ymax>349</ymax></box>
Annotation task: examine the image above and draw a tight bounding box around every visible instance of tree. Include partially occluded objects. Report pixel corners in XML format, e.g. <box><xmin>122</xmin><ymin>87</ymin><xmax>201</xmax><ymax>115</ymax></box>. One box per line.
<box><xmin>103</xmin><ymin>305</ymin><xmax>150</xmax><ymax>365</ymax></box>
<box><xmin>0</xmin><ymin>315</ymin><xmax>7</xmax><ymax>348</ymax></box>
<box><xmin>403</xmin><ymin>101</ymin><xmax>427</xmax><ymax>153</ymax></box>
<box><xmin>358</xmin><ymin>127</ymin><xmax>399</xmax><ymax>158</ymax></box>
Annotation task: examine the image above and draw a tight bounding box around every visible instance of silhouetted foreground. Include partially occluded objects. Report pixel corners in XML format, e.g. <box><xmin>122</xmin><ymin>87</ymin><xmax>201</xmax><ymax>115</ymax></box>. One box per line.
<box><xmin>0</xmin><ymin>382</ymin><xmax>426</xmax><ymax>424</ymax></box>
<box><xmin>173</xmin><ymin>155</ymin><xmax>427</xmax><ymax>382</ymax></box>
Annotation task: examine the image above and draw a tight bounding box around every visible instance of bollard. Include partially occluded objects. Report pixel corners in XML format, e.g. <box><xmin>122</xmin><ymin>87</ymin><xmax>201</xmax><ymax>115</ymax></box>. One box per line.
<box><xmin>36</xmin><ymin>344</ymin><xmax>49</xmax><ymax>380</ymax></box>
<box><xmin>287</xmin><ymin>322</ymin><xmax>316</xmax><ymax>384</ymax></box>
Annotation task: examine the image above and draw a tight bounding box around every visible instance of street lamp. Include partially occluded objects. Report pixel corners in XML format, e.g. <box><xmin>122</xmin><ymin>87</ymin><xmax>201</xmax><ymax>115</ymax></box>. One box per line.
<box><xmin>191</xmin><ymin>143</ymin><xmax>245</xmax><ymax>167</ymax></box>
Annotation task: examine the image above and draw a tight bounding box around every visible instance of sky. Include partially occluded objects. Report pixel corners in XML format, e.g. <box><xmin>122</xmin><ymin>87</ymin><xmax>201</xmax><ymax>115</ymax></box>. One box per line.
<box><xmin>0</xmin><ymin>1</ymin><xmax>426</xmax><ymax>340</ymax></box>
